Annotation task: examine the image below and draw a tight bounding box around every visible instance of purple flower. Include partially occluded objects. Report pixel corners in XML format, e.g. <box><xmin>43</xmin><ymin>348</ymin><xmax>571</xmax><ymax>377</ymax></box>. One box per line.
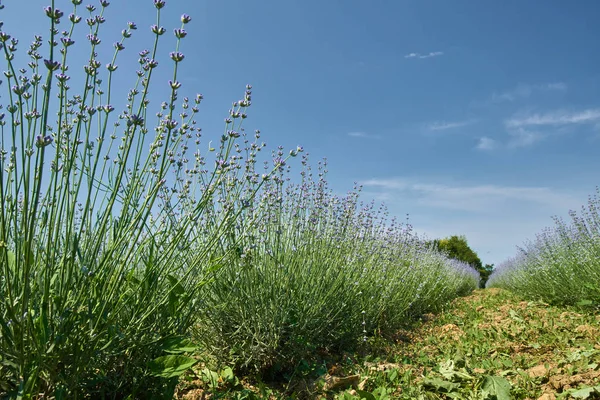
<box><xmin>99</xmin><ymin>0</ymin><xmax>110</xmax><ymax>7</ymax></box>
<box><xmin>127</xmin><ymin>114</ymin><xmax>144</xmax><ymax>127</ymax></box>
<box><xmin>35</xmin><ymin>135</ymin><xmax>53</xmax><ymax>148</ymax></box>
<box><xmin>69</xmin><ymin>14</ymin><xmax>81</xmax><ymax>24</ymax></box>
<box><xmin>174</xmin><ymin>28</ymin><xmax>187</xmax><ymax>39</ymax></box>
<box><xmin>45</xmin><ymin>7</ymin><xmax>64</xmax><ymax>20</ymax></box>
<box><xmin>181</xmin><ymin>14</ymin><xmax>192</xmax><ymax>24</ymax></box>
<box><xmin>169</xmin><ymin>52</ymin><xmax>184</xmax><ymax>62</ymax></box>
<box><xmin>86</xmin><ymin>34</ymin><xmax>101</xmax><ymax>45</ymax></box>
<box><xmin>154</xmin><ymin>0</ymin><xmax>166</xmax><ymax>9</ymax></box>
<box><xmin>61</xmin><ymin>37</ymin><xmax>75</xmax><ymax>47</ymax></box>
<box><xmin>114</xmin><ymin>42</ymin><xmax>125</xmax><ymax>51</ymax></box>
<box><xmin>146</xmin><ymin>59</ymin><xmax>158</xmax><ymax>69</ymax></box>
<box><xmin>151</xmin><ymin>25</ymin><xmax>166</xmax><ymax>35</ymax></box>
<box><xmin>43</xmin><ymin>59</ymin><xmax>61</xmax><ymax>71</ymax></box>
<box><xmin>128</xmin><ymin>21</ymin><xmax>137</xmax><ymax>30</ymax></box>
<box><xmin>55</xmin><ymin>73</ymin><xmax>70</xmax><ymax>82</ymax></box>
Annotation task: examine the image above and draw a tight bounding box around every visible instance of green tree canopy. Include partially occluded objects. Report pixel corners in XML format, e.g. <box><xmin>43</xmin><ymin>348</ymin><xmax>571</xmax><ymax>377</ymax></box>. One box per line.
<box><xmin>430</xmin><ymin>235</ymin><xmax>493</xmax><ymax>288</ymax></box>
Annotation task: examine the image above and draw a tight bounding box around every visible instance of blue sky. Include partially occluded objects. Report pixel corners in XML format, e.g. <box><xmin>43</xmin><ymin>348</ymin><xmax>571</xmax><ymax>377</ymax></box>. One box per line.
<box><xmin>3</xmin><ymin>0</ymin><xmax>599</xmax><ymax>265</ymax></box>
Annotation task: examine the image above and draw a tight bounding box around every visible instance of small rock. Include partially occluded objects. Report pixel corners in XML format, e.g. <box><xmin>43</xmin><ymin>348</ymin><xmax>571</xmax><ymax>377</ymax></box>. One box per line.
<box><xmin>323</xmin><ymin>374</ymin><xmax>360</xmax><ymax>391</ymax></box>
<box><xmin>358</xmin><ymin>377</ymin><xmax>369</xmax><ymax>391</ymax></box>
<box><xmin>528</xmin><ymin>364</ymin><xmax>548</xmax><ymax>378</ymax></box>
<box><xmin>537</xmin><ymin>393</ymin><xmax>556</xmax><ymax>400</ymax></box>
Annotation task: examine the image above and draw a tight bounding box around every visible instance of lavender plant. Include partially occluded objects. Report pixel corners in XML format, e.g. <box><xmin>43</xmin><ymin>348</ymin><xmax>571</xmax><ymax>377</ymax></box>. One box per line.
<box><xmin>0</xmin><ymin>0</ymin><xmax>287</xmax><ymax>397</ymax></box>
<box><xmin>193</xmin><ymin>154</ymin><xmax>480</xmax><ymax>372</ymax></box>
<box><xmin>487</xmin><ymin>187</ymin><xmax>600</xmax><ymax>306</ymax></box>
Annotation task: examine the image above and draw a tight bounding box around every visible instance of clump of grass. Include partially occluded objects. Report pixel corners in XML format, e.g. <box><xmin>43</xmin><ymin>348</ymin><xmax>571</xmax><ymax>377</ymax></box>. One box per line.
<box><xmin>193</xmin><ymin>154</ymin><xmax>480</xmax><ymax>373</ymax></box>
<box><xmin>0</xmin><ymin>0</ymin><xmax>283</xmax><ymax>397</ymax></box>
<box><xmin>487</xmin><ymin>187</ymin><xmax>600</xmax><ymax>306</ymax></box>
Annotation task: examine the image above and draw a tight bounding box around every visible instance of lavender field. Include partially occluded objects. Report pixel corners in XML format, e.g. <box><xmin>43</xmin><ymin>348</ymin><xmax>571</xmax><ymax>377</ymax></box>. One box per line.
<box><xmin>1</xmin><ymin>0</ymin><xmax>599</xmax><ymax>399</ymax></box>
<box><xmin>0</xmin><ymin>1</ymin><xmax>480</xmax><ymax>397</ymax></box>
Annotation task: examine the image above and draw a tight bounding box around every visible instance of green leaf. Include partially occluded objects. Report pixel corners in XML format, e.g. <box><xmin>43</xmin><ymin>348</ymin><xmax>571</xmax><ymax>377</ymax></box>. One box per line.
<box><xmin>481</xmin><ymin>375</ymin><xmax>511</xmax><ymax>400</ymax></box>
<box><xmin>221</xmin><ymin>366</ymin><xmax>237</xmax><ymax>385</ymax></box>
<box><xmin>439</xmin><ymin>359</ymin><xmax>474</xmax><ymax>382</ymax></box>
<box><xmin>147</xmin><ymin>355</ymin><xmax>198</xmax><ymax>378</ymax></box>
<box><xmin>160</xmin><ymin>336</ymin><xmax>197</xmax><ymax>354</ymax></box>
<box><xmin>570</xmin><ymin>386</ymin><xmax>600</xmax><ymax>399</ymax></box>
<box><xmin>576</xmin><ymin>299</ymin><xmax>593</xmax><ymax>307</ymax></box>
<box><xmin>355</xmin><ymin>390</ymin><xmax>377</xmax><ymax>400</ymax></box>
<box><xmin>423</xmin><ymin>377</ymin><xmax>460</xmax><ymax>393</ymax></box>
<box><xmin>201</xmin><ymin>367</ymin><xmax>220</xmax><ymax>388</ymax></box>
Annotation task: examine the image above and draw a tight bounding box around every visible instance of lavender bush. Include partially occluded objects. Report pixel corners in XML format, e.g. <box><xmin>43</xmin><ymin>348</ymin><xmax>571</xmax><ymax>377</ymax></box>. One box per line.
<box><xmin>194</xmin><ymin>155</ymin><xmax>480</xmax><ymax>372</ymax></box>
<box><xmin>0</xmin><ymin>0</ymin><xmax>290</xmax><ymax>397</ymax></box>
<box><xmin>487</xmin><ymin>187</ymin><xmax>600</xmax><ymax>306</ymax></box>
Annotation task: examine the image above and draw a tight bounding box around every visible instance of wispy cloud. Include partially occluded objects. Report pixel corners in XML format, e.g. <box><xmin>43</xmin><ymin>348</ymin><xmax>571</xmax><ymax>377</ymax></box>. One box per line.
<box><xmin>404</xmin><ymin>51</ymin><xmax>444</xmax><ymax>59</ymax></box>
<box><xmin>427</xmin><ymin>120</ymin><xmax>475</xmax><ymax>131</ymax></box>
<box><xmin>488</xmin><ymin>82</ymin><xmax>567</xmax><ymax>103</ymax></box>
<box><xmin>347</xmin><ymin>131</ymin><xmax>380</xmax><ymax>139</ymax></box>
<box><xmin>507</xmin><ymin>128</ymin><xmax>543</xmax><ymax>148</ymax></box>
<box><xmin>505</xmin><ymin>108</ymin><xmax>600</xmax><ymax>128</ymax></box>
<box><xmin>361</xmin><ymin>178</ymin><xmax>579</xmax><ymax>212</ymax></box>
<box><xmin>476</xmin><ymin>137</ymin><xmax>497</xmax><ymax>151</ymax></box>
<box><xmin>542</xmin><ymin>82</ymin><xmax>568</xmax><ymax>91</ymax></box>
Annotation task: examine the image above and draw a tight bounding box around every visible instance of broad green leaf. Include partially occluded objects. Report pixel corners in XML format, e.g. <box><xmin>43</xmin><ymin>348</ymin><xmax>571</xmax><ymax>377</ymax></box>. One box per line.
<box><xmin>355</xmin><ymin>390</ymin><xmax>377</xmax><ymax>400</ymax></box>
<box><xmin>221</xmin><ymin>366</ymin><xmax>237</xmax><ymax>384</ymax></box>
<box><xmin>201</xmin><ymin>367</ymin><xmax>220</xmax><ymax>388</ymax></box>
<box><xmin>570</xmin><ymin>386</ymin><xmax>600</xmax><ymax>399</ymax></box>
<box><xmin>147</xmin><ymin>355</ymin><xmax>197</xmax><ymax>378</ymax></box>
<box><xmin>160</xmin><ymin>336</ymin><xmax>197</xmax><ymax>354</ymax></box>
<box><xmin>481</xmin><ymin>375</ymin><xmax>511</xmax><ymax>400</ymax></box>
<box><xmin>439</xmin><ymin>359</ymin><xmax>473</xmax><ymax>382</ymax></box>
<box><xmin>423</xmin><ymin>377</ymin><xmax>460</xmax><ymax>393</ymax></box>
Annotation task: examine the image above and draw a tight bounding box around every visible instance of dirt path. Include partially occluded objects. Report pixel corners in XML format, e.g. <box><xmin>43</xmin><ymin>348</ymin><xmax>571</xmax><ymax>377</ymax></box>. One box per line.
<box><xmin>178</xmin><ymin>289</ymin><xmax>600</xmax><ymax>399</ymax></box>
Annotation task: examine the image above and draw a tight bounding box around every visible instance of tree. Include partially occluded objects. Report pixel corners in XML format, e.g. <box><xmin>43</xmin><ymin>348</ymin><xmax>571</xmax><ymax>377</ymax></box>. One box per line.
<box><xmin>432</xmin><ymin>235</ymin><xmax>491</xmax><ymax>288</ymax></box>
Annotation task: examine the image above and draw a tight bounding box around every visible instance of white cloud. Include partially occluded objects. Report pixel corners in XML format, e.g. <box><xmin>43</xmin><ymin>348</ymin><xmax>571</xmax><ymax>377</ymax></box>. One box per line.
<box><xmin>506</xmin><ymin>128</ymin><xmax>543</xmax><ymax>148</ymax></box>
<box><xmin>489</xmin><ymin>82</ymin><xmax>567</xmax><ymax>103</ymax></box>
<box><xmin>476</xmin><ymin>137</ymin><xmax>497</xmax><ymax>150</ymax></box>
<box><xmin>360</xmin><ymin>177</ymin><xmax>592</xmax><ymax>266</ymax></box>
<box><xmin>542</xmin><ymin>82</ymin><xmax>568</xmax><ymax>91</ymax></box>
<box><xmin>361</xmin><ymin>178</ymin><xmax>408</xmax><ymax>190</ymax></box>
<box><xmin>505</xmin><ymin>108</ymin><xmax>600</xmax><ymax>129</ymax></box>
<box><xmin>361</xmin><ymin>178</ymin><xmax>579</xmax><ymax>212</ymax></box>
<box><xmin>347</xmin><ymin>131</ymin><xmax>380</xmax><ymax>139</ymax></box>
<box><xmin>428</xmin><ymin>120</ymin><xmax>474</xmax><ymax>131</ymax></box>
<box><xmin>405</xmin><ymin>51</ymin><xmax>444</xmax><ymax>59</ymax></box>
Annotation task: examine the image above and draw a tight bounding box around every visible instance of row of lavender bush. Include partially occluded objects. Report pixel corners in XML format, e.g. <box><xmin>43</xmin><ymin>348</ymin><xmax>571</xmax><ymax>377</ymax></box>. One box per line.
<box><xmin>487</xmin><ymin>187</ymin><xmax>600</xmax><ymax>306</ymax></box>
<box><xmin>0</xmin><ymin>0</ymin><xmax>479</xmax><ymax>397</ymax></box>
<box><xmin>194</xmin><ymin>156</ymin><xmax>480</xmax><ymax>372</ymax></box>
